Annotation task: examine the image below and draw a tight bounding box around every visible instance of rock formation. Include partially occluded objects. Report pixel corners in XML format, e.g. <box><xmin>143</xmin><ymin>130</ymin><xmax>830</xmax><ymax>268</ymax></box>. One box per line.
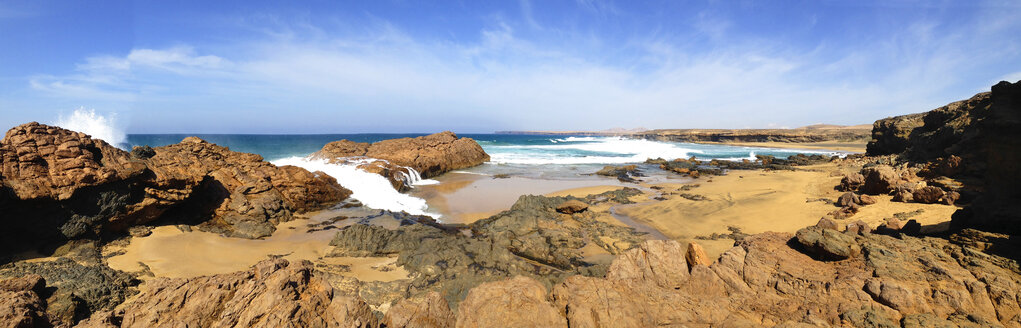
<box><xmin>313</xmin><ymin>131</ymin><xmax>489</xmax><ymax>179</ymax></box>
<box><xmin>863</xmin><ymin>80</ymin><xmax>1021</xmax><ymax>234</ymax></box>
<box><xmin>1</xmin><ymin>123</ymin><xmax>351</xmax><ymax>256</ymax></box>
<box><xmin>76</xmin><ymin>259</ymin><xmax>379</xmax><ymax>328</ymax></box>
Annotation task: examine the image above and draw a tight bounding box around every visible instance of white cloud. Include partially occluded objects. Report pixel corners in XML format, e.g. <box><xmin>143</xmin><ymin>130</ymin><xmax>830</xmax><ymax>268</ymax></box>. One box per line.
<box><xmin>18</xmin><ymin>5</ymin><xmax>1021</xmax><ymax>132</ymax></box>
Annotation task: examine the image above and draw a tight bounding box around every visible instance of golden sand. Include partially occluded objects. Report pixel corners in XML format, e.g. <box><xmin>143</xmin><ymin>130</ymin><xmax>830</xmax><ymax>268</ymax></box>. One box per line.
<box><xmin>619</xmin><ymin>163</ymin><xmax>960</xmax><ymax>258</ymax></box>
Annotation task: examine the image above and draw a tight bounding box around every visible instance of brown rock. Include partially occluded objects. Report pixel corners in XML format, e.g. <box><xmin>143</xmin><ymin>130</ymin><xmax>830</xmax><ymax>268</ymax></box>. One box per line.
<box><xmin>836</xmin><ymin>192</ymin><xmax>860</xmax><ymax>207</ymax></box>
<box><xmin>814</xmin><ymin>217</ymin><xmax>841</xmax><ymax>231</ymax></box>
<box><xmin>845</xmin><ymin>220</ymin><xmax>871</xmax><ymax>235</ymax></box>
<box><xmin>941</xmin><ymin>190</ymin><xmax>960</xmax><ymax>205</ymax></box>
<box><xmin>141</xmin><ymin>137</ymin><xmax>351</xmax><ymax>238</ymax></box>
<box><xmin>554</xmin><ymin>199</ymin><xmax>588</xmax><ymax>214</ymax></box>
<box><xmin>912</xmin><ymin>186</ymin><xmax>946</xmax><ymax>204</ymax></box>
<box><xmin>892</xmin><ymin>190</ymin><xmax>914</xmax><ymax>203</ymax></box>
<box><xmin>0</xmin><ymin>122</ymin><xmax>145</xmax><ymax>200</ymax></box>
<box><xmin>117</xmin><ymin>259</ymin><xmax>379</xmax><ymax>327</ymax></box>
<box><xmin>795</xmin><ymin>227</ymin><xmax>860</xmax><ymax>260</ymax></box>
<box><xmin>384</xmin><ymin>291</ymin><xmax>455</xmax><ymax>328</ymax></box>
<box><xmin>874</xmin><ymin>218</ymin><xmax>904</xmax><ymax>235</ymax></box>
<box><xmin>455</xmin><ymin>276</ymin><xmax>566</xmax><ymax>328</ymax></box>
<box><xmin>861</xmin><ymin>165</ymin><xmax>900</xmax><ymax>195</ymax></box>
<box><xmin>0</xmin><ymin>275</ymin><xmax>49</xmax><ymax>327</ymax></box>
<box><xmin>685</xmin><ymin>242</ymin><xmax>711</xmax><ymax>270</ymax></box>
<box><xmin>314</xmin><ymin>131</ymin><xmax>490</xmax><ymax>178</ymax></box>
<box><xmin>607</xmin><ymin>240</ymin><xmax>689</xmax><ymax>288</ymax></box>
<box><xmin>858</xmin><ymin>194</ymin><xmax>877</xmax><ymax>205</ymax></box>
<box><xmin>839</xmin><ymin>173</ymin><xmax>865</xmax><ymax>191</ymax></box>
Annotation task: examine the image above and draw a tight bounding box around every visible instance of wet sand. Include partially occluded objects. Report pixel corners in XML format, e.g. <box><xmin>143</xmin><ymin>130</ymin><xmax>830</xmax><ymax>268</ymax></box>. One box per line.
<box><xmin>619</xmin><ymin>163</ymin><xmax>960</xmax><ymax>258</ymax></box>
<box><xmin>411</xmin><ymin>172</ymin><xmax>635</xmax><ymax>224</ymax></box>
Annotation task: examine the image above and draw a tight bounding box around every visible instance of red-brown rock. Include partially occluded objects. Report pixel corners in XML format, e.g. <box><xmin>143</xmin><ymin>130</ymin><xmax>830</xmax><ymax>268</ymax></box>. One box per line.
<box><xmin>314</xmin><ymin>131</ymin><xmax>489</xmax><ymax>178</ymax></box>
<box><xmin>455</xmin><ymin>276</ymin><xmax>566</xmax><ymax>328</ymax></box>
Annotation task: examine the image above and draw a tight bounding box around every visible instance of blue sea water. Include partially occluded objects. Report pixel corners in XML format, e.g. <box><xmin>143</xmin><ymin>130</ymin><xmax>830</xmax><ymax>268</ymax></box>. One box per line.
<box><xmin>126</xmin><ymin>134</ymin><xmax>841</xmax><ymax>164</ymax></box>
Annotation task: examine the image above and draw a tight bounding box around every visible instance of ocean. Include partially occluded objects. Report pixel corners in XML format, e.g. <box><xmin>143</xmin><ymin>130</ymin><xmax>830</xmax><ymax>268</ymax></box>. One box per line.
<box><xmin>125</xmin><ymin>133</ymin><xmax>843</xmax><ymax>218</ymax></box>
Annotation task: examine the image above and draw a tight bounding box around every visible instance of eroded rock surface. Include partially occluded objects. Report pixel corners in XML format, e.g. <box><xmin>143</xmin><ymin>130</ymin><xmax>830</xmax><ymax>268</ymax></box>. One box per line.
<box><xmin>100</xmin><ymin>259</ymin><xmax>379</xmax><ymax>328</ymax></box>
<box><xmin>313</xmin><ymin>131</ymin><xmax>489</xmax><ymax>179</ymax></box>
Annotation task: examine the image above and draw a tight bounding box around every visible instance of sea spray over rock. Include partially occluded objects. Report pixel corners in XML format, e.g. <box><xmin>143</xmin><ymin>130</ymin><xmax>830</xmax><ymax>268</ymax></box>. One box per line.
<box><xmin>272</xmin><ymin>157</ymin><xmax>438</xmax><ymax>217</ymax></box>
<box><xmin>54</xmin><ymin>107</ymin><xmax>127</xmax><ymax>148</ymax></box>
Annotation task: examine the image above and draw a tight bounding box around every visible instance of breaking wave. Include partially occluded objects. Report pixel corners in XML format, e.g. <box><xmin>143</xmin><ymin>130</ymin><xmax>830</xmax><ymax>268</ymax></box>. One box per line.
<box><xmin>54</xmin><ymin>107</ymin><xmax>127</xmax><ymax>148</ymax></box>
<box><xmin>271</xmin><ymin>157</ymin><xmax>438</xmax><ymax>217</ymax></box>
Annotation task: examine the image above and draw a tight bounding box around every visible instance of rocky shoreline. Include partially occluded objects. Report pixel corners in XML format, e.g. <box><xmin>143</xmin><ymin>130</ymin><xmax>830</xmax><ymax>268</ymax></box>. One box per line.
<box><xmin>2</xmin><ymin>81</ymin><xmax>1020</xmax><ymax>327</ymax></box>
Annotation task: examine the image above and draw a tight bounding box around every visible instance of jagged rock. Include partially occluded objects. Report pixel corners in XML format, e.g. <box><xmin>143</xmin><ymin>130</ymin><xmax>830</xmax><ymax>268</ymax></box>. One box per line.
<box><xmin>0</xmin><ymin>124</ymin><xmax>351</xmax><ymax>256</ymax></box>
<box><xmin>0</xmin><ymin>122</ymin><xmax>145</xmax><ymax>201</ymax></box>
<box><xmin>455</xmin><ymin>276</ymin><xmax>566</xmax><ymax>328</ymax></box>
<box><xmin>142</xmin><ymin>137</ymin><xmax>350</xmax><ymax>238</ymax></box>
<box><xmin>874</xmin><ymin>218</ymin><xmax>904</xmax><ymax>235</ymax></box>
<box><xmin>858</xmin><ymin>194</ymin><xmax>877</xmax><ymax>205</ymax></box>
<box><xmin>328</xmin><ymin>190</ymin><xmax>647</xmax><ymax>309</ymax></box>
<box><xmin>794</xmin><ymin>227</ymin><xmax>859</xmax><ymax>260</ymax></box>
<box><xmin>685</xmin><ymin>242</ymin><xmax>711</xmax><ymax>269</ymax></box>
<box><xmin>867</xmin><ymin>112</ymin><xmax>925</xmax><ymax>155</ymax></box>
<box><xmin>912</xmin><ymin>186</ymin><xmax>946</xmax><ymax>204</ymax></box>
<box><xmin>313</xmin><ymin>131</ymin><xmax>489</xmax><ymax>178</ymax></box>
<box><xmin>0</xmin><ymin>257</ymin><xmax>139</xmax><ymax>325</ymax></box>
<box><xmin>554</xmin><ymin>199</ymin><xmax>588</xmax><ymax>214</ymax></box>
<box><xmin>112</xmin><ymin>259</ymin><xmax>379</xmax><ymax>327</ymax></box>
<box><xmin>383</xmin><ymin>291</ymin><xmax>455</xmax><ymax>328</ymax></box>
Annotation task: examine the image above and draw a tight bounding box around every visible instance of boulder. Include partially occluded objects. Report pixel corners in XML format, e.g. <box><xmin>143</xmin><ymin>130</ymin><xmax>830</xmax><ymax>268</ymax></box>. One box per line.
<box><xmin>685</xmin><ymin>242</ymin><xmax>711</xmax><ymax>269</ymax></box>
<box><xmin>912</xmin><ymin>186</ymin><xmax>946</xmax><ymax>204</ymax></box>
<box><xmin>858</xmin><ymin>194</ymin><xmax>877</xmax><ymax>205</ymax></box>
<box><xmin>861</xmin><ymin>165</ymin><xmax>900</xmax><ymax>195</ymax></box>
<box><xmin>555</xmin><ymin>199</ymin><xmax>588</xmax><ymax>214</ymax></box>
<box><xmin>455</xmin><ymin>276</ymin><xmax>566</xmax><ymax>328</ymax></box>
<box><xmin>836</xmin><ymin>192</ymin><xmax>860</xmax><ymax>207</ymax></box>
<box><xmin>313</xmin><ymin>131</ymin><xmax>489</xmax><ymax>178</ymax></box>
<box><xmin>814</xmin><ymin>217</ymin><xmax>841</xmax><ymax>231</ymax></box>
<box><xmin>838</xmin><ymin>173</ymin><xmax>865</xmax><ymax>192</ymax></box>
<box><xmin>794</xmin><ymin>227</ymin><xmax>859</xmax><ymax>260</ymax></box>
<box><xmin>892</xmin><ymin>190</ymin><xmax>914</xmax><ymax>202</ymax></box>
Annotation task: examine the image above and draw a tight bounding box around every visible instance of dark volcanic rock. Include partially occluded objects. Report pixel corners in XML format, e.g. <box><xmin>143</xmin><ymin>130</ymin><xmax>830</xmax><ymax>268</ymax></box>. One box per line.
<box><xmin>0</xmin><ymin>256</ymin><xmax>139</xmax><ymax>326</ymax></box>
<box><xmin>867</xmin><ymin>112</ymin><xmax>925</xmax><ymax>155</ymax></box>
<box><xmin>327</xmin><ymin>189</ymin><xmax>647</xmax><ymax>309</ymax></box>
<box><xmin>594</xmin><ymin>164</ymin><xmax>643</xmax><ymax>183</ymax></box>
<box><xmin>313</xmin><ymin>131</ymin><xmax>490</xmax><ymax>179</ymax></box>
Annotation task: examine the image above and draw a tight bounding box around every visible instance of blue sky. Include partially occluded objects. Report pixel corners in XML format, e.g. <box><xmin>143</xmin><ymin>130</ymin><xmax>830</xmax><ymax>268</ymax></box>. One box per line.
<box><xmin>1</xmin><ymin>0</ymin><xmax>1020</xmax><ymax>133</ymax></box>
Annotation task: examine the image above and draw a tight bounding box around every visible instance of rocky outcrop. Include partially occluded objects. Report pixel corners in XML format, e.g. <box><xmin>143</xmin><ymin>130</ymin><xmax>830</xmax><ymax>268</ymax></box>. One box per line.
<box><xmin>1</xmin><ymin>123</ymin><xmax>350</xmax><ymax>256</ymax></box>
<box><xmin>327</xmin><ymin>189</ymin><xmax>648</xmax><ymax>309</ymax></box>
<box><xmin>594</xmin><ymin>165</ymin><xmax>642</xmax><ymax>183</ymax></box>
<box><xmin>141</xmin><ymin>137</ymin><xmax>350</xmax><ymax>238</ymax></box>
<box><xmin>465</xmin><ymin>229</ymin><xmax>1021</xmax><ymax>327</ymax></box>
<box><xmin>77</xmin><ymin>259</ymin><xmax>379</xmax><ymax>327</ymax></box>
<box><xmin>861</xmin><ymin>81</ymin><xmax>1021</xmax><ymax>234</ymax></box>
<box><xmin>867</xmin><ymin>112</ymin><xmax>926</xmax><ymax>155</ymax></box>
<box><xmin>313</xmin><ymin>131</ymin><xmax>489</xmax><ymax>179</ymax></box>
<box><xmin>637</xmin><ymin>126</ymin><xmax>871</xmax><ymax>143</ymax></box>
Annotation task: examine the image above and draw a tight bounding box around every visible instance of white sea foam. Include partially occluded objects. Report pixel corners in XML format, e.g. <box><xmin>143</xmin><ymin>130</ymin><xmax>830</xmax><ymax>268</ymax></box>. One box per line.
<box><xmin>271</xmin><ymin>157</ymin><xmax>438</xmax><ymax>217</ymax></box>
<box><xmin>54</xmin><ymin>107</ymin><xmax>127</xmax><ymax>148</ymax></box>
<box><xmin>488</xmin><ymin>137</ymin><xmax>702</xmax><ymax>164</ymax></box>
